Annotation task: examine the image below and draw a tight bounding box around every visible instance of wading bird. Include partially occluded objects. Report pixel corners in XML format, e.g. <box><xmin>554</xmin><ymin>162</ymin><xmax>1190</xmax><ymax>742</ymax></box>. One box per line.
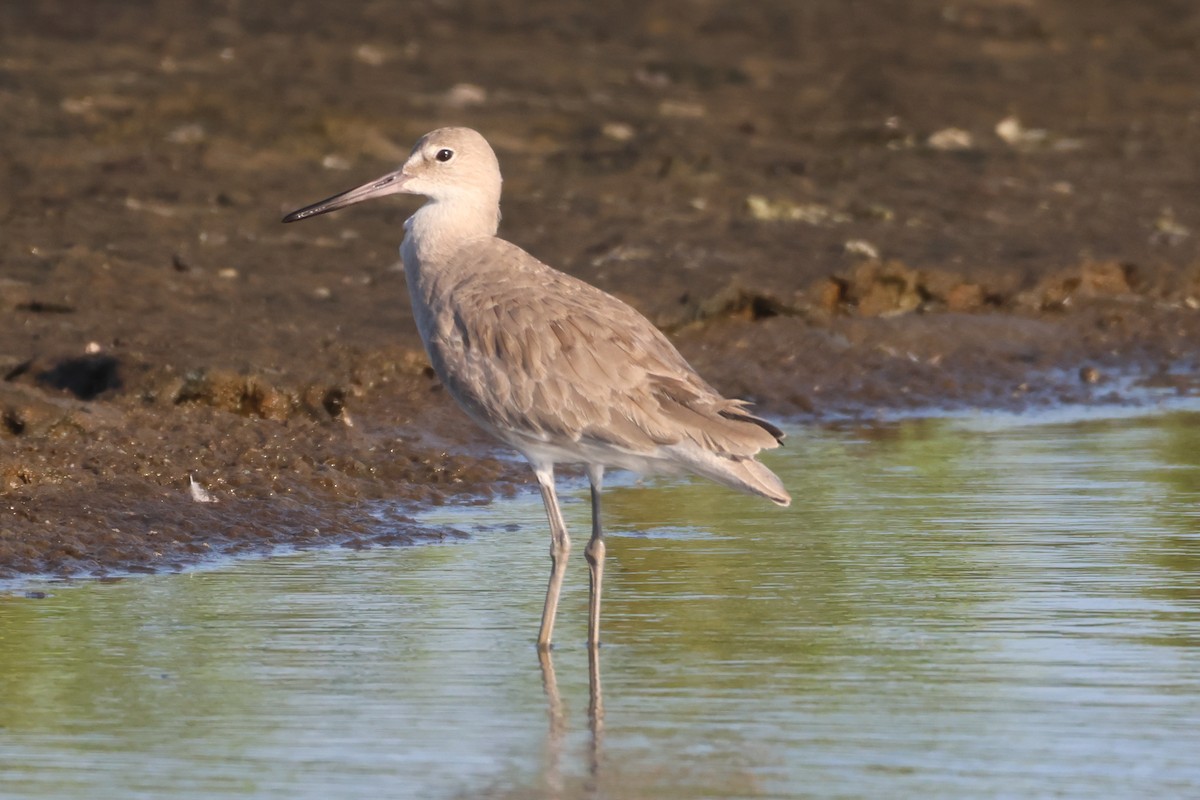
<box><xmin>283</xmin><ymin>127</ymin><xmax>789</xmax><ymax>649</ymax></box>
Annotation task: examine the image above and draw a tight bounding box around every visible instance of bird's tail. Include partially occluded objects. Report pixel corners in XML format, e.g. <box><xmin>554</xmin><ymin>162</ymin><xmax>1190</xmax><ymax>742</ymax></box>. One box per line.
<box><xmin>711</xmin><ymin>456</ymin><xmax>791</xmax><ymax>507</ymax></box>
<box><xmin>671</xmin><ymin>446</ymin><xmax>791</xmax><ymax>507</ymax></box>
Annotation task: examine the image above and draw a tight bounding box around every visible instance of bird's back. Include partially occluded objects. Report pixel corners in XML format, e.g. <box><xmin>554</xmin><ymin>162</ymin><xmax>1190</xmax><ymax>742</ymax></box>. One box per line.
<box><xmin>407</xmin><ymin>235</ymin><xmax>790</xmax><ymax>505</ymax></box>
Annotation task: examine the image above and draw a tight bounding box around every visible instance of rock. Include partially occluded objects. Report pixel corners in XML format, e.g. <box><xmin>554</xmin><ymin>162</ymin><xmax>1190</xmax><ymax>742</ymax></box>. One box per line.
<box><xmin>946</xmin><ymin>283</ymin><xmax>986</xmax><ymax>311</ymax></box>
<box><xmin>813</xmin><ymin>278</ymin><xmax>848</xmax><ymax>312</ymax></box>
<box><xmin>851</xmin><ymin>261</ymin><xmax>923</xmax><ymax>317</ymax></box>
<box><xmin>166</xmin><ymin>123</ymin><xmax>206</xmax><ymax>145</ymax></box>
<box><xmin>746</xmin><ymin>195</ymin><xmax>849</xmax><ymax>224</ymax></box>
<box><xmin>444</xmin><ymin>83</ymin><xmax>487</xmax><ymax>108</ymax></box>
<box><xmin>995</xmin><ymin>115</ymin><xmax>1047</xmax><ymax>147</ymax></box>
<box><xmin>658</xmin><ymin>100</ymin><xmax>706</xmax><ymax>118</ymax></box>
<box><xmin>1080</xmin><ymin>261</ymin><xmax>1135</xmax><ymax>295</ymax></box>
<box><xmin>927</xmin><ymin>127</ymin><xmax>974</xmax><ymax>150</ymax></box>
<box><xmin>354</xmin><ymin>44</ymin><xmax>387</xmax><ymax>66</ymax></box>
<box><xmin>601</xmin><ymin>122</ymin><xmax>635</xmax><ymax>142</ymax></box>
<box><xmin>844</xmin><ymin>239</ymin><xmax>880</xmax><ymax>259</ymax></box>
<box><xmin>1152</xmin><ymin>208</ymin><xmax>1189</xmax><ymax>246</ymax></box>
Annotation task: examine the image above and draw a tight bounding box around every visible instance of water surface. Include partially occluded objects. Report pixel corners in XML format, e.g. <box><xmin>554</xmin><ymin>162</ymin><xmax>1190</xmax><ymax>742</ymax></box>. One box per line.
<box><xmin>3</xmin><ymin>409</ymin><xmax>1200</xmax><ymax>798</ymax></box>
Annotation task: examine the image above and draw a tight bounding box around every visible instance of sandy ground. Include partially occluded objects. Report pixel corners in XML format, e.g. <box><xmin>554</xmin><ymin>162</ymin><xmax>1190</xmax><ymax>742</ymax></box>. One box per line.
<box><xmin>2</xmin><ymin>0</ymin><xmax>1199</xmax><ymax>577</ymax></box>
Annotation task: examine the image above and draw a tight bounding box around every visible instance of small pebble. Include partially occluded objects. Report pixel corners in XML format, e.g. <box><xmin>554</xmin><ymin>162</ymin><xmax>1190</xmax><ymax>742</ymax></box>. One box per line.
<box><xmin>747</xmin><ymin>195</ymin><xmax>848</xmax><ymax>225</ymax></box>
<box><xmin>602</xmin><ymin>122</ymin><xmax>635</xmax><ymax>142</ymax></box>
<box><xmin>355</xmin><ymin>44</ymin><xmax>387</xmax><ymax>66</ymax></box>
<box><xmin>166</xmin><ymin>123</ymin><xmax>206</xmax><ymax>144</ymax></box>
<box><xmin>844</xmin><ymin>239</ymin><xmax>880</xmax><ymax>259</ymax></box>
<box><xmin>996</xmin><ymin>115</ymin><xmax>1047</xmax><ymax>146</ymax></box>
<box><xmin>658</xmin><ymin>100</ymin><xmax>706</xmax><ymax>119</ymax></box>
<box><xmin>927</xmin><ymin>127</ymin><xmax>973</xmax><ymax>150</ymax></box>
<box><xmin>444</xmin><ymin>83</ymin><xmax>487</xmax><ymax>108</ymax></box>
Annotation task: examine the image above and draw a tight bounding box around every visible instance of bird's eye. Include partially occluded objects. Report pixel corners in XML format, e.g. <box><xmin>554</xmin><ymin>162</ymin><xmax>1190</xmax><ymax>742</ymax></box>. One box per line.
<box><xmin>435</xmin><ymin>148</ymin><xmax>454</xmax><ymax>163</ymax></box>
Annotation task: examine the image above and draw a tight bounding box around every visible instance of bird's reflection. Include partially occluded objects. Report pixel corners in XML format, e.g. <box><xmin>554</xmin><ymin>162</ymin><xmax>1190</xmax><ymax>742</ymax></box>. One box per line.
<box><xmin>538</xmin><ymin>646</ymin><xmax>605</xmax><ymax>797</ymax></box>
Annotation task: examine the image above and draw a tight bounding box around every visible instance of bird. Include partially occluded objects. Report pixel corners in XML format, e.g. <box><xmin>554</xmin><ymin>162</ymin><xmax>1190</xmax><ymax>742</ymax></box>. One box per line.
<box><xmin>283</xmin><ymin>127</ymin><xmax>790</xmax><ymax>649</ymax></box>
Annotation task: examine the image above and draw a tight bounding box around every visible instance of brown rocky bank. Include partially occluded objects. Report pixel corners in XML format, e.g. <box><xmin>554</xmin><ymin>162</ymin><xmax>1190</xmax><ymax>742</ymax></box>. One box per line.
<box><xmin>2</xmin><ymin>0</ymin><xmax>1199</xmax><ymax>578</ymax></box>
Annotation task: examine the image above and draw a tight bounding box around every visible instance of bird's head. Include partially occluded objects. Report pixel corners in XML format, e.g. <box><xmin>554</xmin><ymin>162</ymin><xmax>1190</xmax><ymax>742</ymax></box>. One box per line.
<box><xmin>282</xmin><ymin>127</ymin><xmax>502</xmax><ymax>223</ymax></box>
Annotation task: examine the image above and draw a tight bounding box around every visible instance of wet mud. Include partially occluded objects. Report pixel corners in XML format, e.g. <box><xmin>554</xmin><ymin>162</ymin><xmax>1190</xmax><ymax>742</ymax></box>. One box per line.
<box><xmin>2</xmin><ymin>0</ymin><xmax>1199</xmax><ymax>577</ymax></box>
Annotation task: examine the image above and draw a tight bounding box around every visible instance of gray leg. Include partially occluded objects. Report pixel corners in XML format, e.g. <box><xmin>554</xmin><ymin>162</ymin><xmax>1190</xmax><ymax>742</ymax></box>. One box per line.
<box><xmin>535</xmin><ymin>466</ymin><xmax>570</xmax><ymax>650</ymax></box>
<box><xmin>584</xmin><ymin>465</ymin><xmax>606</xmax><ymax>648</ymax></box>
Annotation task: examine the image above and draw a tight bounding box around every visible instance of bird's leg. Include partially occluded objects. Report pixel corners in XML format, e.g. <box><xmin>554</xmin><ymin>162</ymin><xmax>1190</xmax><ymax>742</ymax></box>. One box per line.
<box><xmin>585</xmin><ymin>465</ymin><xmax>606</xmax><ymax>648</ymax></box>
<box><xmin>535</xmin><ymin>466</ymin><xmax>570</xmax><ymax>650</ymax></box>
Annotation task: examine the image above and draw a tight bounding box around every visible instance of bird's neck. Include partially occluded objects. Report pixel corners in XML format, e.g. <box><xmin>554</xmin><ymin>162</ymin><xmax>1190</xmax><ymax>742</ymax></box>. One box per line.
<box><xmin>401</xmin><ymin>195</ymin><xmax>501</xmax><ymax>355</ymax></box>
<box><xmin>404</xmin><ymin>196</ymin><xmax>500</xmax><ymax>264</ymax></box>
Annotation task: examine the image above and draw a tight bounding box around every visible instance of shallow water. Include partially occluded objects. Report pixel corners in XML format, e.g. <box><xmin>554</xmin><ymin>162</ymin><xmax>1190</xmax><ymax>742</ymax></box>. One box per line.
<box><xmin>3</xmin><ymin>409</ymin><xmax>1200</xmax><ymax>798</ymax></box>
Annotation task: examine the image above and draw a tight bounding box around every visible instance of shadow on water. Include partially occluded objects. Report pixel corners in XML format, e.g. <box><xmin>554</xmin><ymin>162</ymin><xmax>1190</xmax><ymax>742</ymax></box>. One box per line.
<box><xmin>2</xmin><ymin>407</ymin><xmax>1200</xmax><ymax>798</ymax></box>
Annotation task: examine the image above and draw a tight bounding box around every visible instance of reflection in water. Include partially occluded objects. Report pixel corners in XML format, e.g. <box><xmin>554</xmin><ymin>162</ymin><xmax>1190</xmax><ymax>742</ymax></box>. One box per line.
<box><xmin>538</xmin><ymin>647</ymin><xmax>604</xmax><ymax>798</ymax></box>
<box><xmin>538</xmin><ymin>649</ymin><xmax>566</xmax><ymax>798</ymax></box>
<box><xmin>2</xmin><ymin>409</ymin><xmax>1200</xmax><ymax>798</ymax></box>
<box><xmin>587</xmin><ymin>644</ymin><xmax>604</xmax><ymax>784</ymax></box>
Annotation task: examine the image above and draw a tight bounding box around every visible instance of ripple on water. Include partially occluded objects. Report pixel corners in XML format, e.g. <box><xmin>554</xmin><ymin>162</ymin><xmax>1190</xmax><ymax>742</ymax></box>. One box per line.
<box><xmin>2</xmin><ymin>408</ymin><xmax>1200</xmax><ymax>798</ymax></box>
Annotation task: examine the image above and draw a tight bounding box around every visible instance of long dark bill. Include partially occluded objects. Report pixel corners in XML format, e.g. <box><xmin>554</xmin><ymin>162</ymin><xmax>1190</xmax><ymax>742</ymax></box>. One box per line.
<box><xmin>281</xmin><ymin>169</ymin><xmax>408</xmax><ymax>223</ymax></box>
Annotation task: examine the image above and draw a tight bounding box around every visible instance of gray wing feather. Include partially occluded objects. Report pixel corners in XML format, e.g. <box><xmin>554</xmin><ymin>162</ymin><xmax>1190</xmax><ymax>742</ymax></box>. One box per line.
<box><xmin>429</xmin><ymin>239</ymin><xmax>782</xmax><ymax>458</ymax></box>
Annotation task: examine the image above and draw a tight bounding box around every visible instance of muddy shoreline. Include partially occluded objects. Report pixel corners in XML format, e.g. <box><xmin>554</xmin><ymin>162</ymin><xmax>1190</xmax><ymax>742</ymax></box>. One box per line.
<box><xmin>3</xmin><ymin>0</ymin><xmax>1199</xmax><ymax>578</ymax></box>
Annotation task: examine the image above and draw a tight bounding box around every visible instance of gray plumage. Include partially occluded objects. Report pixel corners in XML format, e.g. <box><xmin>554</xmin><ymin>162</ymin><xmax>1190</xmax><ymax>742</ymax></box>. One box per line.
<box><xmin>284</xmin><ymin>127</ymin><xmax>789</xmax><ymax>649</ymax></box>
